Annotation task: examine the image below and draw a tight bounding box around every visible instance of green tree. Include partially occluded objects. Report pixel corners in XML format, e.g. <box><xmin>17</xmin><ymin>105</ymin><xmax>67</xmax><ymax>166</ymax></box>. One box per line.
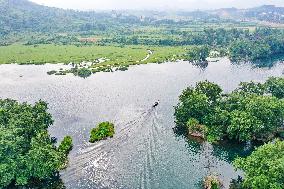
<box><xmin>265</xmin><ymin>77</ymin><xmax>284</xmax><ymax>99</ymax></box>
<box><xmin>227</xmin><ymin>110</ymin><xmax>262</xmax><ymax>141</ymax></box>
<box><xmin>229</xmin><ymin>40</ymin><xmax>271</xmax><ymax>61</ymax></box>
<box><xmin>187</xmin><ymin>45</ymin><xmax>210</xmax><ymax>62</ymax></box>
<box><xmin>236</xmin><ymin>81</ymin><xmax>266</xmax><ymax>95</ymax></box>
<box><xmin>195</xmin><ymin>80</ymin><xmax>222</xmax><ymax>104</ymax></box>
<box><xmin>89</xmin><ymin>122</ymin><xmax>115</xmax><ymax>143</ymax></box>
<box><xmin>234</xmin><ymin>140</ymin><xmax>284</xmax><ymax>189</ymax></box>
<box><xmin>174</xmin><ymin>77</ymin><xmax>284</xmax><ymax>143</ymax></box>
<box><xmin>174</xmin><ymin>90</ymin><xmax>211</xmax><ymax>126</ymax></box>
<box><xmin>0</xmin><ymin>99</ymin><xmax>72</xmax><ymax>188</ymax></box>
<box><xmin>244</xmin><ymin>95</ymin><xmax>284</xmax><ymax>140</ymax></box>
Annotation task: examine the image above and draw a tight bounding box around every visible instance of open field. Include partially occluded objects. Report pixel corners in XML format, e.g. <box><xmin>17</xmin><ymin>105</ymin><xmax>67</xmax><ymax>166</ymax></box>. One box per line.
<box><xmin>0</xmin><ymin>44</ymin><xmax>188</xmax><ymax>67</ymax></box>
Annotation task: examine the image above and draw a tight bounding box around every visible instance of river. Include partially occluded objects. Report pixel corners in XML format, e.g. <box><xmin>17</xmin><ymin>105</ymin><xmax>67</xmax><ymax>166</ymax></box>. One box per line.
<box><xmin>0</xmin><ymin>58</ymin><xmax>283</xmax><ymax>189</ymax></box>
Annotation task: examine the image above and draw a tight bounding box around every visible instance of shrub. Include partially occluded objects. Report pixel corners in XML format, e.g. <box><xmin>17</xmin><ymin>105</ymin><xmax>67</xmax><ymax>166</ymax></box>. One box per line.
<box><xmin>187</xmin><ymin>118</ymin><xmax>207</xmax><ymax>138</ymax></box>
<box><xmin>58</xmin><ymin>136</ymin><xmax>73</xmax><ymax>154</ymax></box>
<box><xmin>89</xmin><ymin>122</ymin><xmax>115</xmax><ymax>143</ymax></box>
<box><xmin>77</xmin><ymin>68</ymin><xmax>92</xmax><ymax>78</ymax></box>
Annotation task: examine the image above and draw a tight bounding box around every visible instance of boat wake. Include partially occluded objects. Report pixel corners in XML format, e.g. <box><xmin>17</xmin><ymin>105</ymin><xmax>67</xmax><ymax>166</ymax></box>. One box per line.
<box><xmin>61</xmin><ymin>105</ymin><xmax>165</xmax><ymax>188</ymax></box>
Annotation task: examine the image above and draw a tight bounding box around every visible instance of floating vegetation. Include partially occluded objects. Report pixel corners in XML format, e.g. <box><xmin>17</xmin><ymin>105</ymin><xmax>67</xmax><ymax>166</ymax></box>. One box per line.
<box><xmin>76</xmin><ymin>67</ymin><xmax>92</xmax><ymax>78</ymax></box>
<box><xmin>115</xmin><ymin>65</ymin><xmax>129</xmax><ymax>71</ymax></box>
<box><xmin>54</xmin><ymin>71</ymin><xmax>67</xmax><ymax>75</ymax></box>
<box><xmin>47</xmin><ymin>70</ymin><xmax>57</xmax><ymax>75</ymax></box>
<box><xmin>89</xmin><ymin>122</ymin><xmax>115</xmax><ymax>143</ymax></box>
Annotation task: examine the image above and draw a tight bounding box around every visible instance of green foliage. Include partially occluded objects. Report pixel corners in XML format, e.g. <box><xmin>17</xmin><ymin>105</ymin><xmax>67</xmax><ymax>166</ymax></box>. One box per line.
<box><xmin>89</xmin><ymin>122</ymin><xmax>115</xmax><ymax>143</ymax></box>
<box><xmin>187</xmin><ymin>45</ymin><xmax>210</xmax><ymax>62</ymax></box>
<box><xmin>76</xmin><ymin>68</ymin><xmax>92</xmax><ymax>78</ymax></box>
<box><xmin>234</xmin><ymin>140</ymin><xmax>284</xmax><ymax>189</ymax></box>
<box><xmin>229</xmin><ymin>37</ymin><xmax>284</xmax><ymax>62</ymax></box>
<box><xmin>174</xmin><ymin>80</ymin><xmax>222</xmax><ymax>127</ymax></box>
<box><xmin>174</xmin><ymin>89</ymin><xmax>211</xmax><ymax>126</ymax></box>
<box><xmin>58</xmin><ymin>136</ymin><xmax>73</xmax><ymax>155</ymax></box>
<box><xmin>0</xmin><ymin>99</ymin><xmax>72</xmax><ymax>188</ymax></box>
<box><xmin>186</xmin><ymin>118</ymin><xmax>207</xmax><ymax>138</ymax></box>
<box><xmin>265</xmin><ymin>77</ymin><xmax>284</xmax><ymax>99</ymax></box>
<box><xmin>227</xmin><ymin>110</ymin><xmax>262</xmax><ymax>141</ymax></box>
<box><xmin>236</xmin><ymin>81</ymin><xmax>266</xmax><ymax>95</ymax></box>
<box><xmin>25</xmin><ymin>131</ymin><xmax>63</xmax><ymax>182</ymax></box>
<box><xmin>174</xmin><ymin>78</ymin><xmax>284</xmax><ymax>142</ymax></box>
<box><xmin>195</xmin><ymin>80</ymin><xmax>222</xmax><ymax>103</ymax></box>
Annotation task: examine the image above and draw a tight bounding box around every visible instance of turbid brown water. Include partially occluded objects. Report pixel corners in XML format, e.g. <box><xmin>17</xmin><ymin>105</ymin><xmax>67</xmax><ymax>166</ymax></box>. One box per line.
<box><xmin>0</xmin><ymin>58</ymin><xmax>283</xmax><ymax>189</ymax></box>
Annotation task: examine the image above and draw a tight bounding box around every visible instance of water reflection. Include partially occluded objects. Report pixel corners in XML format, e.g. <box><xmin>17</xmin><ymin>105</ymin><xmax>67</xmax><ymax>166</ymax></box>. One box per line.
<box><xmin>231</xmin><ymin>55</ymin><xmax>284</xmax><ymax>69</ymax></box>
<box><xmin>191</xmin><ymin>61</ymin><xmax>209</xmax><ymax>70</ymax></box>
<box><xmin>8</xmin><ymin>176</ymin><xmax>66</xmax><ymax>189</ymax></box>
<box><xmin>0</xmin><ymin>57</ymin><xmax>283</xmax><ymax>189</ymax></box>
<box><xmin>174</xmin><ymin>128</ymin><xmax>254</xmax><ymax>164</ymax></box>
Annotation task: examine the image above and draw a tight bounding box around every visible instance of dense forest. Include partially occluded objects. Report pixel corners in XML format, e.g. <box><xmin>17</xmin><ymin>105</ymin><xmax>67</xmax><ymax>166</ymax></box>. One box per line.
<box><xmin>174</xmin><ymin>77</ymin><xmax>284</xmax><ymax>142</ymax></box>
<box><xmin>0</xmin><ymin>99</ymin><xmax>73</xmax><ymax>188</ymax></box>
<box><xmin>174</xmin><ymin>78</ymin><xmax>284</xmax><ymax>188</ymax></box>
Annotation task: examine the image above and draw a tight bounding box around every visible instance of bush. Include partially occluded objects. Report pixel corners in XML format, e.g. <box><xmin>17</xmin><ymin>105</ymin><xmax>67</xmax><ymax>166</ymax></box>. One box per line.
<box><xmin>77</xmin><ymin>68</ymin><xmax>92</xmax><ymax>78</ymax></box>
<box><xmin>265</xmin><ymin>77</ymin><xmax>284</xmax><ymax>99</ymax></box>
<box><xmin>89</xmin><ymin>122</ymin><xmax>115</xmax><ymax>143</ymax></box>
<box><xmin>187</xmin><ymin>118</ymin><xmax>207</xmax><ymax>138</ymax></box>
<box><xmin>58</xmin><ymin>136</ymin><xmax>73</xmax><ymax>154</ymax></box>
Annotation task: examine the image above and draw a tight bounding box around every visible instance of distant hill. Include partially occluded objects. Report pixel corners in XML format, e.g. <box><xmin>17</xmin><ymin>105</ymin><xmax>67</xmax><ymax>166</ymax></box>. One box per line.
<box><xmin>0</xmin><ymin>0</ymin><xmax>83</xmax><ymax>33</ymax></box>
<box><xmin>0</xmin><ymin>0</ymin><xmax>283</xmax><ymax>37</ymax></box>
<box><xmin>0</xmin><ymin>0</ymin><xmax>142</xmax><ymax>35</ymax></box>
<box><xmin>210</xmin><ymin>5</ymin><xmax>284</xmax><ymax>23</ymax></box>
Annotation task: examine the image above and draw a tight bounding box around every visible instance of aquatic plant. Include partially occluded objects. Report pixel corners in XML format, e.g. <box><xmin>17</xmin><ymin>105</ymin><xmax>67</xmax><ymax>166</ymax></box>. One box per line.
<box><xmin>89</xmin><ymin>122</ymin><xmax>115</xmax><ymax>143</ymax></box>
<box><xmin>47</xmin><ymin>70</ymin><xmax>57</xmax><ymax>75</ymax></box>
<box><xmin>76</xmin><ymin>68</ymin><xmax>92</xmax><ymax>78</ymax></box>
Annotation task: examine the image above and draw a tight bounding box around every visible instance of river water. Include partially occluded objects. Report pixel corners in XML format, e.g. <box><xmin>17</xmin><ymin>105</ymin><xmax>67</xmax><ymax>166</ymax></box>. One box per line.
<box><xmin>0</xmin><ymin>58</ymin><xmax>283</xmax><ymax>189</ymax></box>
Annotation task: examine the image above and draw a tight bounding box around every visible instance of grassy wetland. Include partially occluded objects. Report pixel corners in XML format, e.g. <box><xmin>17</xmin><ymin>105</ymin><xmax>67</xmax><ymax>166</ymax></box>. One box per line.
<box><xmin>0</xmin><ymin>44</ymin><xmax>187</xmax><ymax>65</ymax></box>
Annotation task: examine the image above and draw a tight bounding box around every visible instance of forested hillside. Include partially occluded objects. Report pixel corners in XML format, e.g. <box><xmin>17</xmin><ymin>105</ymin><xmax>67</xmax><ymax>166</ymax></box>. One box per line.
<box><xmin>1</xmin><ymin>0</ymin><xmax>283</xmax><ymax>38</ymax></box>
<box><xmin>0</xmin><ymin>0</ymin><xmax>126</xmax><ymax>34</ymax></box>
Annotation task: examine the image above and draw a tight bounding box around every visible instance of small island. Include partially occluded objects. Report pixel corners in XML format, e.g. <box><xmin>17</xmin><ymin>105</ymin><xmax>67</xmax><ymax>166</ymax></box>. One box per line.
<box><xmin>89</xmin><ymin>122</ymin><xmax>115</xmax><ymax>143</ymax></box>
<box><xmin>174</xmin><ymin>77</ymin><xmax>284</xmax><ymax>143</ymax></box>
<box><xmin>174</xmin><ymin>77</ymin><xmax>284</xmax><ymax>189</ymax></box>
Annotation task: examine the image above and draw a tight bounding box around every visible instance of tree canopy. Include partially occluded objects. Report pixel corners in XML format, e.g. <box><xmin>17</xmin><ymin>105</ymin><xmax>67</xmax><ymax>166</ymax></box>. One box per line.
<box><xmin>0</xmin><ymin>99</ymin><xmax>72</xmax><ymax>188</ymax></box>
<box><xmin>89</xmin><ymin>122</ymin><xmax>115</xmax><ymax>143</ymax></box>
<box><xmin>174</xmin><ymin>77</ymin><xmax>284</xmax><ymax>142</ymax></box>
<box><xmin>234</xmin><ymin>140</ymin><xmax>284</xmax><ymax>189</ymax></box>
